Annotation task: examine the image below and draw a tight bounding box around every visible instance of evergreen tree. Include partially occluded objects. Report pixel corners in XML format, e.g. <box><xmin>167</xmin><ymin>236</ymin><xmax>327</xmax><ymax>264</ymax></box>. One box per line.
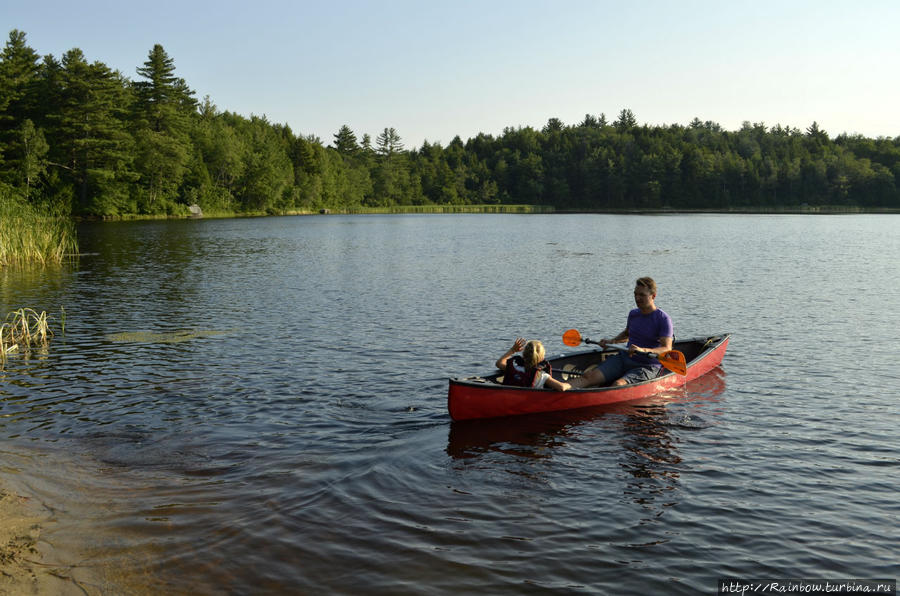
<box><xmin>376</xmin><ymin>127</ymin><xmax>403</xmax><ymax>157</ymax></box>
<box><xmin>615</xmin><ymin>108</ymin><xmax>637</xmax><ymax>132</ymax></box>
<box><xmin>132</xmin><ymin>44</ymin><xmax>197</xmax><ymax>211</ymax></box>
<box><xmin>48</xmin><ymin>48</ymin><xmax>136</xmax><ymax>215</ymax></box>
<box><xmin>543</xmin><ymin>117</ymin><xmax>564</xmax><ymax>133</ymax></box>
<box><xmin>360</xmin><ymin>133</ymin><xmax>373</xmax><ymax>154</ymax></box>
<box><xmin>0</xmin><ymin>30</ymin><xmax>42</xmax><ymax>172</ymax></box>
<box><xmin>133</xmin><ymin>44</ymin><xmax>196</xmax><ymax>135</ymax></box>
<box><xmin>371</xmin><ymin>128</ymin><xmax>408</xmax><ymax>205</ymax></box>
<box><xmin>333</xmin><ymin>124</ymin><xmax>359</xmax><ymax>155</ymax></box>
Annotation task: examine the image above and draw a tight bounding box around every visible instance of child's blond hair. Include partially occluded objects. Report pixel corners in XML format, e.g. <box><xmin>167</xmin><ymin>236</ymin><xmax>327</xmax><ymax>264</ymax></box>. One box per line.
<box><xmin>522</xmin><ymin>340</ymin><xmax>545</xmax><ymax>368</ymax></box>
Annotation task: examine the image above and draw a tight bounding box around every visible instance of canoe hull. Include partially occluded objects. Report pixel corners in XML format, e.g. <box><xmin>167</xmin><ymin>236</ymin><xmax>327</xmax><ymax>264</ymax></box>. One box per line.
<box><xmin>448</xmin><ymin>334</ymin><xmax>730</xmax><ymax>421</ymax></box>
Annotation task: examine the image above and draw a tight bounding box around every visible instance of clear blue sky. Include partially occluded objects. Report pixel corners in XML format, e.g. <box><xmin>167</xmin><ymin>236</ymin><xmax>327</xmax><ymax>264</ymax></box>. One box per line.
<box><xmin>6</xmin><ymin>0</ymin><xmax>899</xmax><ymax>147</ymax></box>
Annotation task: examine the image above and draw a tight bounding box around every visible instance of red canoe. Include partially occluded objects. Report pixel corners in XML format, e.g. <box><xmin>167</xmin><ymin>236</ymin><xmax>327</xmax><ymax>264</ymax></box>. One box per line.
<box><xmin>448</xmin><ymin>334</ymin><xmax>730</xmax><ymax>421</ymax></box>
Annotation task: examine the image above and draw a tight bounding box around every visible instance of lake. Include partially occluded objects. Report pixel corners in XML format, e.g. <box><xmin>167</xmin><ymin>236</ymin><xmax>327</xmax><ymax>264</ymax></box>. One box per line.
<box><xmin>1</xmin><ymin>213</ymin><xmax>897</xmax><ymax>594</ymax></box>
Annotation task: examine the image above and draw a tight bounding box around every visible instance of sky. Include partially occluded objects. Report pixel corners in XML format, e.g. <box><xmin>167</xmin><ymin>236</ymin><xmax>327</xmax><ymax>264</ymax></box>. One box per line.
<box><xmin>5</xmin><ymin>0</ymin><xmax>900</xmax><ymax>148</ymax></box>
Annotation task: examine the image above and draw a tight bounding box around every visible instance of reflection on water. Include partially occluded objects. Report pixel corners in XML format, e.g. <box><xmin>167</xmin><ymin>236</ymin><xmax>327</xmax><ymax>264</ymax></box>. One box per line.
<box><xmin>447</xmin><ymin>367</ymin><xmax>727</xmax><ymax>519</ymax></box>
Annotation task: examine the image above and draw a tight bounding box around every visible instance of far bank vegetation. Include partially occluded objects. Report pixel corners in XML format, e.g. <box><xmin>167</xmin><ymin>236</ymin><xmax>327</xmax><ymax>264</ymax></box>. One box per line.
<box><xmin>0</xmin><ymin>28</ymin><xmax>897</xmax><ymax>241</ymax></box>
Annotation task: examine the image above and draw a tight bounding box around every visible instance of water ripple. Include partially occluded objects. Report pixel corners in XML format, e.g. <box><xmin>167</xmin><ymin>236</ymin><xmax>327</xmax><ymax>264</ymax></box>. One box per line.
<box><xmin>1</xmin><ymin>215</ymin><xmax>898</xmax><ymax>593</ymax></box>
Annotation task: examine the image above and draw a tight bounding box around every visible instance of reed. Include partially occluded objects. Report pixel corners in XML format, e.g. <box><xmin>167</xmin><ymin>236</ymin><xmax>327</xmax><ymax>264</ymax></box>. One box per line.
<box><xmin>0</xmin><ymin>308</ymin><xmax>57</xmax><ymax>365</ymax></box>
<box><xmin>341</xmin><ymin>204</ymin><xmax>553</xmax><ymax>214</ymax></box>
<box><xmin>0</xmin><ymin>191</ymin><xmax>78</xmax><ymax>266</ymax></box>
<box><xmin>0</xmin><ymin>322</ymin><xmax>15</xmax><ymax>363</ymax></box>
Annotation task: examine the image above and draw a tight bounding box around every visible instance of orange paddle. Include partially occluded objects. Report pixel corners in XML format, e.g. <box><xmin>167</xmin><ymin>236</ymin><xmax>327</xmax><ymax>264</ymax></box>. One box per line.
<box><xmin>561</xmin><ymin>328</ymin><xmax>687</xmax><ymax>376</ymax></box>
<box><xmin>562</xmin><ymin>328</ymin><xmax>582</xmax><ymax>347</ymax></box>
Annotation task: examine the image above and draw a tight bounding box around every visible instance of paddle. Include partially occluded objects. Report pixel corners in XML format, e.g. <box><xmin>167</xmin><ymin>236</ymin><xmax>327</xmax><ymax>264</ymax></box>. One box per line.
<box><xmin>562</xmin><ymin>328</ymin><xmax>687</xmax><ymax>376</ymax></box>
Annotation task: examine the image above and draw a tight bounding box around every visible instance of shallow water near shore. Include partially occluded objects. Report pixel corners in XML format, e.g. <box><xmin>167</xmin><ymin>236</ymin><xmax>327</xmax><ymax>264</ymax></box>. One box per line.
<box><xmin>1</xmin><ymin>213</ymin><xmax>897</xmax><ymax>594</ymax></box>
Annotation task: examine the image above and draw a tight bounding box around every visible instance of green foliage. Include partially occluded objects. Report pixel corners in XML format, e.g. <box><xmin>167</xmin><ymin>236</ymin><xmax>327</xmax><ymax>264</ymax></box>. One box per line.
<box><xmin>0</xmin><ymin>183</ymin><xmax>78</xmax><ymax>265</ymax></box>
<box><xmin>2</xmin><ymin>118</ymin><xmax>48</xmax><ymax>197</ymax></box>
<box><xmin>46</xmin><ymin>48</ymin><xmax>137</xmax><ymax>215</ymax></box>
<box><xmin>131</xmin><ymin>44</ymin><xmax>195</xmax><ymax>212</ymax></box>
<box><xmin>1</xmin><ymin>28</ymin><xmax>899</xmax><ymax>219</ymax></box>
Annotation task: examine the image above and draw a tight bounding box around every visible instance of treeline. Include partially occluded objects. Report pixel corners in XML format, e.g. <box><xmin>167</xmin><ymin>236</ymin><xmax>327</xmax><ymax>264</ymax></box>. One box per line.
<box><xmin>1</xmin><ymin>29</ymin><xmax>899</xmax><ymax>218</ymax></box>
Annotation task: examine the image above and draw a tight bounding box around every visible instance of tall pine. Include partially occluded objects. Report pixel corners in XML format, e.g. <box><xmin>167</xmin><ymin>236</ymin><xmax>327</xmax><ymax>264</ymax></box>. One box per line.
<box><xmin>0</xmin><ymin>30</ymin><xmax>42</xmax><ymax>182</ymax></box>
<box><xmin>132</xmin><ymin>44</ymin><xmax>197</xmax><ymax>212</ymax></box>
<box><xmin>333</xmin><ymin>125</ymin><xmax>359</xmax><ymax>156</ymax></box>
<box><xmin>47</xmin><ymin>48</ymin><xmax>135</xmax><ymax>215</ymax></box>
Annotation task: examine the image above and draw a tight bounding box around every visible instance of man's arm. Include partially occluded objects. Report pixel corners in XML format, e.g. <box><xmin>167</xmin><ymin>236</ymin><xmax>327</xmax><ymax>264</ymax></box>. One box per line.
<box><xmin>600</xmin><ymin>328</ymin><xmax>628</xmax><ymax>347</ymax></box>
<box><xmin>631</xmin><ymin>335</ymin><xmax>673</xmax><ymax>356</ymax></box>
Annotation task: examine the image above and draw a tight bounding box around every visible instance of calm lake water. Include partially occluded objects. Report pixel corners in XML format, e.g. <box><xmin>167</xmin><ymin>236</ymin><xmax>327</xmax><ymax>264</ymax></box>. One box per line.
<box><xmin>1</xmin><ymin>214</ymin><xmax>897</xmax><ymax>595</ymax></box>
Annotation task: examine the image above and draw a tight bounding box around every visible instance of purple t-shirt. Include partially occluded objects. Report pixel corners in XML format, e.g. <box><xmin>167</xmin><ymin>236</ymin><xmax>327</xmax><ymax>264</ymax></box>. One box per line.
<box><xmin>626</xmin><ymin>308</ymin><xmax>674</xmax><ymax>366</ymax></box>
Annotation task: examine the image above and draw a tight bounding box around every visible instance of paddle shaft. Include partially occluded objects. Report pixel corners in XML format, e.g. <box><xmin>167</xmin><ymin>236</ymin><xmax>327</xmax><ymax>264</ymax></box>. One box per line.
<box><xmin>580</xmin><ymin>337</ymin><xmax>652</xmax><ymax>355</ymax></box>
<box><xmin>588</xmin><ymin>341</ymin><xmax>662</xmax><ymax>360</ymax></box>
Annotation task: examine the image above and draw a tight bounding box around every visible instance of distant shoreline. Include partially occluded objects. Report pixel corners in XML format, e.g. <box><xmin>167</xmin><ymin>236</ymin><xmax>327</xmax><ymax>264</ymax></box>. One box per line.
<box><xmin>66</xmin><ymin>204</ymin><xmax>900</xmax><ymax>221</ymax></box>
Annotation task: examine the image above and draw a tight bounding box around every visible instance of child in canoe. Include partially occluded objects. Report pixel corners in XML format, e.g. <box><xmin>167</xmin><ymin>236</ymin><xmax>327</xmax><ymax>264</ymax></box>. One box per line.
<box><xmin>496</xmin><ymin>338</ymin><xmax>571</xmax><ymax>391</ymax></box>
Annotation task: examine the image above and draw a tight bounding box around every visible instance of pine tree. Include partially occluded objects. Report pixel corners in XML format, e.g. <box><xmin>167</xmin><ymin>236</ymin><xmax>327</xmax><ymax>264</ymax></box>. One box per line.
<box><xmin>376</xmin><ymin>127</ymin><xmax>404</xmax><ymax>158</ymax></box>
<box><xmin>133</xmin><ymin>44</ymin><xmax>196</xmax><ymax>135</ymax></box>
<box><xmin>333</xmin><ymin>124</ymin><xmax>359</xmax><ymax>156</ymax></box>
<box><xmin>132</xmin><ymin>44</ymin><xmax>197</xmax><ymax>211</ymax></box>
<box><xmin>370</xmin><ymin>128</ymin><xmax>410</xmax><ymax>205</ymax></box>
<box><xmin>614</xmin><ymin>108</ymin><xmax>637</xmax><ymax>132</ymax></box>
<box><xmin>0</xmin><ymin>30</ymin><xmax>42</xmax><ymax>173</ymax></box>
<box><xmin>48</xmin><ymin>48</ymin><xmax>136</xmax><ymax>215</ymax></box>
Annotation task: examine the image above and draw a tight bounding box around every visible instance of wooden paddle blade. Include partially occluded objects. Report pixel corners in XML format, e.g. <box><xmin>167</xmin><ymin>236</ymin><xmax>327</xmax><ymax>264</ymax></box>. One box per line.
<box><xmin>659</xmin><ymin>350</ymin><xmax>687</xmax><ymax>376</ymax></box>
<box><xmin>562</xmin><ymin>329</ymin><xmax>583</xmax><ymax>347</ymax></box>
<box><xmin>559</xmin><ymin>364</ymin><xmax>584</xmax><ymax>377</ymax></box>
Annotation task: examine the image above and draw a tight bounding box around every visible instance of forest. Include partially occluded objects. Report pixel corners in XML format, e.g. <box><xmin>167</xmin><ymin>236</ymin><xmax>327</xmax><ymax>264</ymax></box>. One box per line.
<box><xmin>2</xmin><ymin>29</ymin><xmax>899</xmax><ymax>219</ymax></box>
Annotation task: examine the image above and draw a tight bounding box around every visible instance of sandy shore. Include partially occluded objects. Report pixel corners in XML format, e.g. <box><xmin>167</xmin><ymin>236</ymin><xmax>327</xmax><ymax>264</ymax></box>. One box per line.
<box><xmin>0</xmin><ymin>486</ymin><xmax>87</xmax><ymax>595</ymax></box>
<box><xmin>0</xmin><ymin>486</ymin><xmax>43</xmax><ymax>592</ymax></box>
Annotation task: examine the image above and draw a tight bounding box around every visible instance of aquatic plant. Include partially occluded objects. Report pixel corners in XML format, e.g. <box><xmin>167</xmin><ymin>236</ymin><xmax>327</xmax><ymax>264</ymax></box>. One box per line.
<box><xmin>105</xmin><ymin>329</ymin><xmax>230</xmax><ymax>344</ymax></box>
<box><xmin>0</xmin><ymin>190</ymin><xmax>78</xmax><ymax>266</ymax></box>
<box><xmin>0</xmin><ymin>308</ymin><xmax>58</xmax><ymax>365</ymax></box>
<box><xmin>0</xmin><ymin>323</ymin><xmax>15</xmax><ymax>361</ymax></box>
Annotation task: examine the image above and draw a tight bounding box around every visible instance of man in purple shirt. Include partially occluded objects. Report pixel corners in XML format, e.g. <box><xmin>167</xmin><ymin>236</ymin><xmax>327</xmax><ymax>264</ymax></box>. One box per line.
<box><xmin>570</xmin><ymin>277</ymin><xmax>674</xmax><ymax>387</ymax></box>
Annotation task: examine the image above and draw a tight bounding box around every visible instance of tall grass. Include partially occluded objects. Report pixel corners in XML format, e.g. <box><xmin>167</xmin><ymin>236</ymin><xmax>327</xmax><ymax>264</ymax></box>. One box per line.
<box><xmin>341</xmin><ymin>204</ymin><xmax>554</xmax><ymax>214</ymax></box>
<box><xmin>0</xmin><ymin>188</ymin><xmax>78</xmax><ymax>266</ymax></box>
<box><xmin>1</xmin><ymin>308</ymin><xmax>56</xmax><ymax>365</ymax></box>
